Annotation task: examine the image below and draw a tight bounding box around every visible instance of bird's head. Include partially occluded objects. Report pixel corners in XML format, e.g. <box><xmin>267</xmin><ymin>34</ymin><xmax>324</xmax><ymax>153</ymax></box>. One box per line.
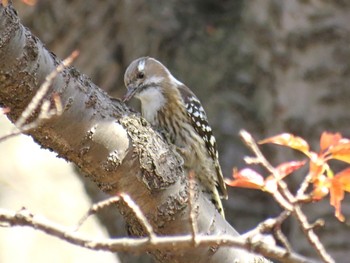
<box><xmin>123</xmin><ymin>57</ymin><xmax>170</xmax><ymax>102</ymax></box>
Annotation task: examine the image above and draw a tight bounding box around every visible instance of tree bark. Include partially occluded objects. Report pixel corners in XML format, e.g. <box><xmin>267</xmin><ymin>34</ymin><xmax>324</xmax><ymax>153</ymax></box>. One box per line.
<box><xmin>0</xmin><ymin>4</ymin><xmax>257</xmax><ymax>263</ymax></box>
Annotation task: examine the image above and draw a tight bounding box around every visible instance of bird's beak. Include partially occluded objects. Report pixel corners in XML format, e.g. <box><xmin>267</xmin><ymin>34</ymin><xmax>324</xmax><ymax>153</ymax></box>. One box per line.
<box><xmin>122</xmin><ymin>86</ymin><xmax>138</xmax><ymax>102</ymax></box>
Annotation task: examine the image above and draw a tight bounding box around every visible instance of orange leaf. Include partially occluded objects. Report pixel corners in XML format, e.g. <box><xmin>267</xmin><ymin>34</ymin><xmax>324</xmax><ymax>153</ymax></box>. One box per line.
<box><xmin>276</xmin><ymin>160</ymin><xmax>306</xmax><ymax>179</ymax></box>
<box><xmin>320</xmin><ymin>132</ymin><xmax>342</xmax><ymax>152</ymax></box>
<box><xmin>334</xmin><ymin>167</ymin><xmax>350</xmax><ymax>192</ymax></box>
<box><xmin>330</xmin><ymin>178</ymin><xmax>345</xmax><ymax>222</ymax></box>
<box><xmin>226</xmin><ymin>168</ymin><xmax>264</xmax><ymax>190</ymax></box>
<box><xmin>259</xmin><ymin>133</ymin><xmax>310</xmax><ymax>155</ymax></box>
<box><xmin>329</xmin><ymin>141</ymin><xmax>350</xmax><ymax>164</ymax></box>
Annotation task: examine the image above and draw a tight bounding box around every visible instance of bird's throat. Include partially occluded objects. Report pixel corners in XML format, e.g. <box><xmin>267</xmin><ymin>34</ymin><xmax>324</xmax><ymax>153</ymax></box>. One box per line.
<box><xmin>138</xmin><ymin>87</ymin><xmax>166</xmax><ymax>124</ymax></box>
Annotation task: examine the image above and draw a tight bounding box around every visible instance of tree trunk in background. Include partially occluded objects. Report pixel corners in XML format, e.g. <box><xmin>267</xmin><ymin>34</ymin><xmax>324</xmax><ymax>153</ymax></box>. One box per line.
<box><xmin>13</xmin><ymin>0</ymin><xmax>350</xmax><ymax>262</ymax></box>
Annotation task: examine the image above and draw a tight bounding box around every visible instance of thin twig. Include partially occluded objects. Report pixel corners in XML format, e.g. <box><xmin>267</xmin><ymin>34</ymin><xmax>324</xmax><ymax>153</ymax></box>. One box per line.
<box><xmin>241</xmin><ymin>131</ymin><xmax>295</xmax><ymax>203</ymax></box>
<box><xmin>78</xmin><ymin>194</ymin><xmax>155</xmax><ymax>240</ymax></box>
<box><xmin>119</xmin><ymin>193</ymin><xmax>155</xmax><ymax>240</ymax></box>
<box><xmin>15</xmin><ymin>50</ymin><xmax>78</xmax><ymax>129</ymax></box>
<box><xmin>75</xmin><ymin>196</ymin><xmax>121</xmax><ymax>231</ymax></box>
<box><xmin>296</xmin><ymin>172</ymin><xmax>313</xmax><ymax>199</ymax></box>
<box><xmin>242</xmin><ymin>210</ymin><xmax>290</xmax><ymax>242</ymax></box>
<box><xmin>293</xmin><ymin>206</ymin><xmax>334</xmax><ymax>263</ymax></box>
<box><xmin>0</xmin><ymin>130</ymin><xmax>24</xmax><ymax>143</ymax></box>
<box><xmin>0</xmin><ymin>51</ymin><xmax>78</xmax><ymax>143</ymax></box>
<box><xmin>272</xmin><ymin>211</ymin><xmax>293</xmax><ymax>254</ymax></box>
<box><xmin>240</xmin><ymin>130</ymin><xmax>294</xmax><ymax>211</ymax></box>
<box><xmin>274</xmin><ymin>228</ymin><xmax>292</xmax><ymax>254</ymax></box>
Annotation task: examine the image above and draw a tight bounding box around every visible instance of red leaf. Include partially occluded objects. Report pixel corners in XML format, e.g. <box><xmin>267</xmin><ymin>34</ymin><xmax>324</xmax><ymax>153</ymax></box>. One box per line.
<box><xmin>226</xmin><ymin>168</ymin><xmax>264</xmax><ymax>190</ymax></box>
<box><xmin>320</xmin><ymin>132</ymin><xmax>342</xmax><ymax>152</ymax></box>
<box><xmin>276</xmin><ymin>160</ymin><xmax>306</xmax><ymax>179</ymax></box>
<box><xmin>259</xmin><ymin>133</ymin><xmax>310</xmax><ymax>155</ymax></box>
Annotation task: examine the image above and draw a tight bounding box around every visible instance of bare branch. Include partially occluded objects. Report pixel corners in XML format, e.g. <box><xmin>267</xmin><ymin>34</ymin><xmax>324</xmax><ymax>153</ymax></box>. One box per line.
<box><xmin>240</xmin><ymin>130</ymin><xmax>294</xmax><ymax>211</ymax></box>
<box><xmin>14</xmin><ymin>50</ymin><xmax>78</xmax><ymax>128</ymax></box>
<box><xmin>119</xmin><ymin>193</ymin><xmax>156</xmax><ymax>240</ymax></box>
<box><xmin>242</xmin><ymin>210</ymin><xmax>292</xmax><ymax>254</ymax></box>
<box><xmin>0</xmin><ymin>207</ymin><xmax>320</xmax><ymax>263</ymax></box>
<box><xmin>271</xmin><ymin>211</ymin><xmax>293</xmax><ymax>254</ymax></box>
<box><xmin>75</xmin><ymin>196</ymin><xmax>121</xmax><ymax>231</ymax></box>
<box><xmin>293</xmin><ymin>206</ymin><xmax>334</xmax><ymax>263</ymax></box>
<box><xmin>296</xmin><ymin>173</ymin><xmax>313</xmax><ymax>199</ymax></box>
<box><xmin>76</xmin><ymin>193</ymin><xmax>156</xmax><ymax>241</ymax></box>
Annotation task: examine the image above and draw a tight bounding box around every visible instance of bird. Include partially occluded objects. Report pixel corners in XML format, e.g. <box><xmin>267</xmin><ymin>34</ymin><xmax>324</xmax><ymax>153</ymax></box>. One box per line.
<box><xmin>123</xmin><ymin>57</ymin><xmax>227</xmax><ymax>217</ymax></box>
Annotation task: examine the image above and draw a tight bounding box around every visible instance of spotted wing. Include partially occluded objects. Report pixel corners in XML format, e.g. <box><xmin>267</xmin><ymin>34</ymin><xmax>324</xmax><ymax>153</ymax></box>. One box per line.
<box><xmin>178</xmin><ymin>85</ymin><xmax>227</xmax><ymax>198</ymax></box>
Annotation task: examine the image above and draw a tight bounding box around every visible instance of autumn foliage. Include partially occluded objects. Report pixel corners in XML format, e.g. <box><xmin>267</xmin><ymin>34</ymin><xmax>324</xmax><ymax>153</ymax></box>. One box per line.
<box><xmin>226</xmin><ymin>132</ymin><xmax>350</xmax><ymax>222</ymax></box>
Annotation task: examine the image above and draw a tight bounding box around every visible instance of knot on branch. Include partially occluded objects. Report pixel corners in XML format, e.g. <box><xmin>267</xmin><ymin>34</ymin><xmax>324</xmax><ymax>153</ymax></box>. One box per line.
<box><xmin>120</xmin><ymin>115</ymin><xmax>184</xmax><ymax>191</ymax></box>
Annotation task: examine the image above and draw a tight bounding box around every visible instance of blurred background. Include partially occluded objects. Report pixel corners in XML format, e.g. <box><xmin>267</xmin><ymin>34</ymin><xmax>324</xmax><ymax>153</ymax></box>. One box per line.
<box><xmin>1</xmin><ymin>0</ymin><xmax>350</xmax><ymax>262</ymax></box>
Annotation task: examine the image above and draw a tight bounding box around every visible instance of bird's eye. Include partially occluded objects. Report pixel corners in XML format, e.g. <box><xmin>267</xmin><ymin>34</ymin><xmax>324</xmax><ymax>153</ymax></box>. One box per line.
<box><xmin>137</xmin><ymin>72</ymin><xmax>145</xmax><ymax>79</ymax></box>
